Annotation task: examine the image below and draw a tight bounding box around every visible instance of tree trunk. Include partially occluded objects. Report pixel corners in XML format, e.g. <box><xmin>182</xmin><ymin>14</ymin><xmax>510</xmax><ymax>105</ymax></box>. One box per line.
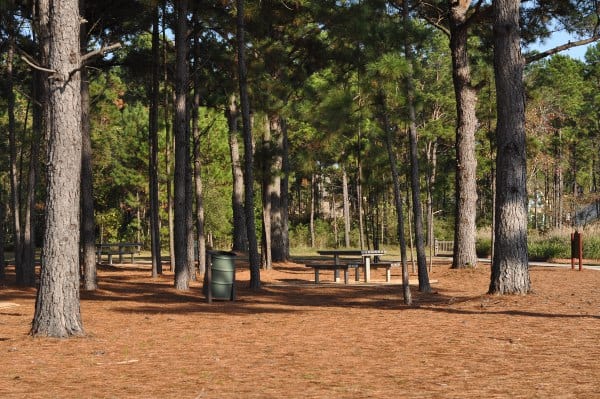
<box><xmin>261</xmin><ymin>115</ymin><xmax>273</xmax><ymax>270</ymax></box>
<box><xmin>403</xmin><ymin>1</ymin><xmax>431</xmax><ymax>292</ymax></box>
<box><xmin>174</xmin><ymin>0</ymin><xmax>190</xmax><ymax>290</ymax></box>
<box><xmin>192</xmin><ymin>34</ymin><xmax>206</xmax><ymax>275</ymax></box>
<box><xmin>149</xmin><ymin>4</ymin><xmax>162</xmax><ymax>277</ymax></box>
<box><xmin>426</xmin><ymin>139</ymin><xmax>438</xmax><ymax>248</ymax></box>
<box><xmin>449</xmin><ymin>0</ymin><xmax>479</xmax><ymax>269</ymax></box>
<box><xmin>489</xmin><ymin>0</ymin><xmax>531</xmax><ymax>295</ymax></box>
<box><xmin>31</xmin><ymin>0</ymin><xmax>84</xmax><ymax>337</ymax></box>
<box><xmin>7</xmin><ymin>34</ymin><xmax>23</xmax><ymax>283</ymax></box>
<box><xmin>80</xmin><ymin>64</ymin><xmax>97</xmax><ymax>290</ymax></box>
<box><xmin>227</xmin><ymin>94</ymin><xmax>248</xmax><ymax>252</ymax></box>
<box><xmin>0</xmin><ymin>197</ymin><xmax>6</xmax><ymax>280</ymax></box>
<box><xmin>270</xmin><ymin>116</ymin><xmax>286</xmax><ymax>262</ymax></box>
<box><xmin>236</xmin><ymin>0</ymin><xmax>261</xmax><ymax>289</ymax></box>
<box><xmin>310</xmin><ymin>174</ymin><xmax>316</xmax><ymax>247</ymax></box>
<box><xmin>163</xmin><ymin>0</ymin><xmax>175</xmax><ymax>272</ymax></box>
<box><xmin>342</xmin><ymin>168</ymin><xmax>351</xmax><ymax>247</ymax></box>
<box><xmin>380</xmin><ymin>93</ymin><xmax>412</xmax><ymax>305</ymax></box>
<box><xmin>279</xmin><ymin>119</ymin><xmax>291</xmax><ymax>259</ymax></box>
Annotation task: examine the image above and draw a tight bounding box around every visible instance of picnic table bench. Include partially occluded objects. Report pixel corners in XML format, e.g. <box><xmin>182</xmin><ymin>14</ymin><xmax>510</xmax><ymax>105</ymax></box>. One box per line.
<box><xmin>305</xmin><ymin>249</ymin><xmax>400</xmax><ymax>284</ymax></box>
<box><xmin>96</xmin><ymin>242</ymin><xmax>143</xmax><ymax>265</ymax></box>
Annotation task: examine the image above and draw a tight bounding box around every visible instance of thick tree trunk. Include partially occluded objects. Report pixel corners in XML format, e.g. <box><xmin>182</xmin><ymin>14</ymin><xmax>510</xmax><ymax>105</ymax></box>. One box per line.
<box><xmin>227</xmin><ymin>95</ymin><xmax>248</xmax><ymax>252</ymax></box>
<box><xmin>236</xmin><ymin>0</ymin><xmax>261</xmax><ymax>289</ymax></box>
<box><xmin>31</xmin><ymin>0</ymin><xmax>84</xmax><ymax>337</ymax></box>
<box><xmin>174</xmin><ymin>0</ymin><xmax>190</xmax><ymax>290</ymax></box>
<box><xmin>380</xmin><ymin>93</ymin><xmax>412</xmax><ymax>304</ymax></box>
<box><xmin>342</xmin><ymin>168</ymin><xmax>351</xmax><ymax>247</ymax></box>
<box><xmin>80</xmin><ymin>66</ymin><xmax>97</xmax><ymax>290</ymax></box>
<box><xmin>403</xmin><ymin>0</ymin><xmax>431</xmax><ymax>292</ymax></box>
<box><xmin>489</xmin><ymin>0</ymin><xmax>531</xmax><ymax>295</ymax></box>
<box><xmin>449</xmin><ymin>1</ymin><xmax>479</xmax><ymax>269</ymax></box>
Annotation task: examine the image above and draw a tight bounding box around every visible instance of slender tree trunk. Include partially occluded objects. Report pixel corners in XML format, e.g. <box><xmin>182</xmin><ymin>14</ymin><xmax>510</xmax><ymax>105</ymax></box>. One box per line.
<box><xmin>163</xmin><ymin>0</ymin><xmax>175</xmax><ymax>272</ymax></box>
<box><xmin>403</xmin><ymin>1</ymin><xmax>431</xmax><ymax>292</ymax></box>
<box><xmin>227</xmin><ymin>95</ymin><xmax>248</xmax><ymax>252</ymax></box>
<box><xmin>174</xmin><ymin>0</ymin><xmax>190</xmax><ymax>290</ymax></box>
<box><xmin>449</xmin><ymin>0</ymin><xmax>479</xmax><ymax>269</ymax></box>
<box><xmin>31</xmin><ymin>0</ymin><xmax>84</xmax><ymax>337</ymax></box>
<box><xmin>426</xmin><ymin>139</ymin><xmax>438</xmax><ymax>248</ymax></box>
<box><xmin>0</xmin><ymin>196</ymin><xmax>6</xmax><ymax>280</ymax></box>
<box><xmin>260</xmin><ymin>115</ymin><xmax>273</xmax><ymax>270</ymax></box>
<box><xmin>149</xmin><ymin>5</ymin><xmax>162</xmax><ymax>277</ymax></box>
<box><xmin>7</xmin><ymin>35</ymin><xmax>23</xmax><ymax>283</ymax></box>
<box><xmin>310</xmin><ymin>174</ymin><xmax>316</xmax><ymax>247</ymax></box>
<box><xmin>80</xmin><ymin>65</ymin><xmax>97</xmax><ymax>290</ymax></box>
<box><xmin>236</xmin><ymin>0</ymin><xmax>261</xmax><ymax>289</ymax></box>
<box><xmin>270</xmin><ymin>116</ymin><xmax>286</xmax><ymax>262</ymax></box>
<box><xmin>489</xmin><ymin>0</ymin><xmax>531</xmax><ymax>295</ymax></box>
<box><xmin>380</xmin><ymin>93</ymin><xmax>412</xmax><ymax>305</ymax></box>
<box><xmin>342</xmin><ymin>168</ymin><xmax>351</xmax><ymax>247</ymax></box>
<box><xmin>280</xmin><ymin>119</ymin><xmax>290</xmax><ymax>259</ymax></box>
<box><xmin>192</xmin><ymin>33</ymin><xmax>206</xmax><ymax>275</ymax></box>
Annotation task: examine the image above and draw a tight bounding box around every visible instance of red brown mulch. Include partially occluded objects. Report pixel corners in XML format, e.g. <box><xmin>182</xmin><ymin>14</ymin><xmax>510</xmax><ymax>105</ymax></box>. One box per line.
<box><xmin>0</xmin><ymin>259</ymin><xmax>599</xmax><ymax>398</ymax></box>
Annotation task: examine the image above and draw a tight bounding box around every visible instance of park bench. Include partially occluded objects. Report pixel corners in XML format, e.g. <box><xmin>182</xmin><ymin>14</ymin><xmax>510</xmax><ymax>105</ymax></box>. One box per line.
<box><xmin>305</xmin><ymin>263</ymin><xmax>361</xmax><ymax>284</ymax></box>
<box><xmin>346</xmin><ymin>261</ymin><xmax>401</xmax><ymax>282</ymax></box>
<box><xmin>96</xmin><ymin>242</ymin><xmax>143</xmax><ymax>265</ymax></box>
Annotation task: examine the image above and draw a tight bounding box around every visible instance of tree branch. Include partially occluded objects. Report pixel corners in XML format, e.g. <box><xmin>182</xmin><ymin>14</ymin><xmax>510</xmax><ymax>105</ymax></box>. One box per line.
<box><xmin>525</xmin><ymin>35</ymin><xmax>600</xmax><ymax>64</ymax></box>
<box><xmin>18</xmin><ymin>48</ymin><xmax>57</xmax><ymax>74</ymax></box>
<box><xmin>81</xmin><ymin>42</ymin><xmax>122</xmax><ymax>64</ymax></box>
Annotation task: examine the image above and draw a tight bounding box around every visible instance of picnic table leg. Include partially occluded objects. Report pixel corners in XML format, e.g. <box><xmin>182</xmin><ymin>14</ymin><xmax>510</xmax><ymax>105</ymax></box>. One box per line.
<box><xmin>364</xmin><ymin>256</ymin><xmax>371</xmax><ymax>283</ymax></box>
<box><xmin>315</xmin><ymin>269</ymin><xmax>320</xmax><ymax>284</ymax></box>
<box><xmin>386</xmin><ymin>266</ymin><xmax>391</xmax><ymax>282</ymax></box>
<box><xmin>343</xmin><ymin>268</ymin><xmax>349</xmax><ymax>284</ymax></box>
<box><xmin>334</xmin><ymin>255</ymin><xmax>340</xmax><ymax>283</ymax></box>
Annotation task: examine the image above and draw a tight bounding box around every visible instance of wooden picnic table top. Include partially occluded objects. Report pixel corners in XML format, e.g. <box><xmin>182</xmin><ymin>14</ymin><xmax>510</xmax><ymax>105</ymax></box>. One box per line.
<box><xmin>316</xmin><ymin>249</ymin><xmax>384</xmax><ymax>256</ymax></box>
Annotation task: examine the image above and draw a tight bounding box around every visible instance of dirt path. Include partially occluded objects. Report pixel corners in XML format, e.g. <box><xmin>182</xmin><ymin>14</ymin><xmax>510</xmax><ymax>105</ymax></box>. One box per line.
<box><xmin>1</xmin><ymin>260</ymin><xmax>598</xmax><ymax>398</ymax></box>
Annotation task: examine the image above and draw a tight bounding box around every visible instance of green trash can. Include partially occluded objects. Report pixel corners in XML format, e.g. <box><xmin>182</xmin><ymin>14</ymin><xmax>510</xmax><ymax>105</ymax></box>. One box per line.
<box><xmin>204</xmin><ymin>251</ymin><xmax>236</xmax><ymax>302</ymax></box>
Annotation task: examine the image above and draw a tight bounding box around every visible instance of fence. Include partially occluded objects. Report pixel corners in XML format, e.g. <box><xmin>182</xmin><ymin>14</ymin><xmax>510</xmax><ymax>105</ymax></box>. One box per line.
<box><xmin>433</xmin><ymin>239</ymin><xmax>454</xmax><ymax>256</ymax></box>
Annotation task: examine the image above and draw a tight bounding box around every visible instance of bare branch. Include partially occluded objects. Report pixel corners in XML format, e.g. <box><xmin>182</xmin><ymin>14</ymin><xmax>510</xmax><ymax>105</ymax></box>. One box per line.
<box><xmin>19</xmin><ymin>50</ymin><xmax>57</xmax><ymax>74</ymax></box>
<box><xmin>81</xmin><ymin>42</ymin><xmax>122</xmax><ymax>64</ymax></box>
<box><xmin>525</xmin><ymin>35</ymin><xmax>600</xmax><ymax>64</ymax></box>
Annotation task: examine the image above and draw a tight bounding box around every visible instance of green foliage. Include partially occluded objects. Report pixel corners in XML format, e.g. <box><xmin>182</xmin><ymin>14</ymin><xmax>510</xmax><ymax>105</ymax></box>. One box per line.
<box><xmin>528</xmin><ymin>236</ymin><xmax>571</xmax><ymax>260</ymax></box>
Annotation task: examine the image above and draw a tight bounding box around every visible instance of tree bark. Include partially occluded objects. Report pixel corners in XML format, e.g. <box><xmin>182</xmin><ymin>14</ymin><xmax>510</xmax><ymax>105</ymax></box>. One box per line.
<box><xmin>449</xmin><ymin>0</ymin><xmax>479</xmax><ymax>269</ymax></box>
<box><xmin>149</xmin><ymin>4</ymin><xmax>162</xmax><ymax>278</ymax></box>
<box><xmin>261</xmin><ymin>115</ymin><xmax>273</xmax><ymax>270</ymax></box>
<box><xmin>270</xmin><ymin>115</ymin><xmax>286</xmax><ymax>262</ymax></box>
<box><xmin>236</xmin><ymin>0</ymin><xmax>261</xmax><ymax>289</ymax></box>
<box><xmin>7</xmin><ymin>34</ymin><xmax>23</xmax><ymax>283</ymax></box>
<box><xmin>380</xmin><ymin>93</ymin><xmax>412</xmax><ymax>305</ymax></box>
<box><xmin>489</xmin><ymin>0</ymin><xmax>531</xmax><ymax>295</ymax></box>
<box><xmin>227</xmin><ymin>94</ymin><xmax>248</xmax><ymax>252</ymax></box>
<box><xmin>192</xmin><ymin>33</ymin><xmax>206</xmax><ymax>275</ymax></box>
<box><xmin>174</xmin><ymin>0</ymin><xmax>191</xmax><ymax>290</ymax></box>
<box><xmin>0</xmin><ymin>198</ymin><xmax>6</xmax><ymax>280</ymax></box>
<box><xmin>310</xmin><ymin>174</ymin><xmax>316</xmax><ymax>248</ymax></box>
<box><xmin>342</xmin><ymin>168</ymin><xmax>351</xmax><ymax>247</ymax></box>
<box><xmin>163</xmin><ymin>0</ymin><xmax>175</xmax><ymax>272</ymax></box>
<box><xmin>31</xmin><ymin>0</ymin><xmax>84</xmax><ymax>337</ymax></box>
<box><xmin>279</xmin><ymin>119</ymin><xmax>291</xmax><ymax>259</ymax></box>
<box><xmin>80</xmin><ymin>65</ymin><xmax>97</xmax><ymax>290</ymax></box>
<box><xmin>403</xmin><ymin>0</ymin><xmax>431</xmax><ymax>292</ymax></box>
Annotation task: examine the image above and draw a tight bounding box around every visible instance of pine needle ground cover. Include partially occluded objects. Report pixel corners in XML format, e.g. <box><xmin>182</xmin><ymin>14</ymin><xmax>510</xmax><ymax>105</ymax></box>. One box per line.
<box><xmin>1</xmin><ymin>260</ymin><xmax>598</xmax><ymax>398</ymax></box>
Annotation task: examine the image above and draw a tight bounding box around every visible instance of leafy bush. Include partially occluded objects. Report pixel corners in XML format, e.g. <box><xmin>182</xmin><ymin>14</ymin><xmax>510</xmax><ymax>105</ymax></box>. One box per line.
<box><xmin>476</xmin><ymin>238</ymin><xmax>492</xmax><ymax>258</ymax></box>
<box><xmin>528</xmin><ymin>236</ymin><xmax>570</xmax><ymax>260</ymax></box>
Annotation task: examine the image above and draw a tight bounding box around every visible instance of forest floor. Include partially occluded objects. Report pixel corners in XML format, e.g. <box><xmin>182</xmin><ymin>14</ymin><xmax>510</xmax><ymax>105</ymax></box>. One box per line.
<box><xmin>0</xmin><ymin>257</ymin><xmax>599</xmax><ymax>398</ymax></box>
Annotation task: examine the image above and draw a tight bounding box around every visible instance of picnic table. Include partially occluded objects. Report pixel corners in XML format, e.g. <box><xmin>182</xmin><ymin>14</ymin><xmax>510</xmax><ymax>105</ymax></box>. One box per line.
<box><xmin>95</xmin><ymin>242</ymin><xmax>143</xmax><ymax>265</ymax></box>
<box><xmin>307</xmin><ymin>249</ymin><xmax>387</xmax><ymax>283</ymax></box>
